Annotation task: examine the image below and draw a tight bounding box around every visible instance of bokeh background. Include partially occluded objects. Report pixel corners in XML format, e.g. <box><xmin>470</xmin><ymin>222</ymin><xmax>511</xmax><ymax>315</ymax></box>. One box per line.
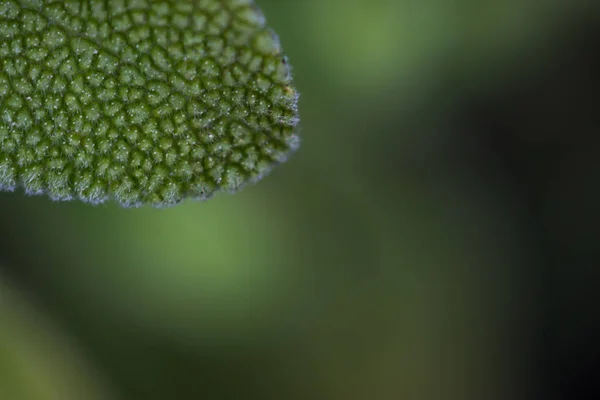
<box><xmin>1</xmin><ymin>0</ymin><xmax>600</xmax><ymax>399</ymax></box>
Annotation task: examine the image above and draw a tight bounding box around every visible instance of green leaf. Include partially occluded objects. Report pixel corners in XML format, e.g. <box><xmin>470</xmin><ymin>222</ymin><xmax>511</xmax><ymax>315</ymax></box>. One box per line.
<box><xmin>0</xmin><ymin>0</ymin><xmax>299</xmax><ymax>207</ymax></box>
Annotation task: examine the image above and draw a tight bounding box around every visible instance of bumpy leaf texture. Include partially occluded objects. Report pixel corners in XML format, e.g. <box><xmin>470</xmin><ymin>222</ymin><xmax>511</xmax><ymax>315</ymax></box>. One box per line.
<box><xmin>0</xmin><ymin>0</ymin><xmax>299</xmax><ymax>207</ymax></box>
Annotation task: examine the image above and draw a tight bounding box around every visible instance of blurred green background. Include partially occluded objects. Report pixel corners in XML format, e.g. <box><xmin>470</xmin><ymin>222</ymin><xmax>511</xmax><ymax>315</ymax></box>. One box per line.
<box><xmin>2</xmin><ymin>1</ymin><xmax>600</xmax><ymax>399</ymax></box>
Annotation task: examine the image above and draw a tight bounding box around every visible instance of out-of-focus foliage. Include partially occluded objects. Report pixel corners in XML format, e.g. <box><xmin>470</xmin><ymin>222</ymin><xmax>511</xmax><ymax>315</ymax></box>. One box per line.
<box><xmin>0</xmin><ymin>0</ymin><xmax>598</xmax><ymax>399</ymax></box>
<box><xmin>0</xmin><ymin>275</ymin><xmax>113</xmax><ymax>400</ymax></box>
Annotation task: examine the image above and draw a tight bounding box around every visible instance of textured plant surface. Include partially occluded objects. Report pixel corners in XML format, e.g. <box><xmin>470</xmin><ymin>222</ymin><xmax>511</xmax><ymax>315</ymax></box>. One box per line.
<box><xmin>0</xmin><ymin>0</ymin><xmax>299</xmax><ymax>207</ymax></box>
